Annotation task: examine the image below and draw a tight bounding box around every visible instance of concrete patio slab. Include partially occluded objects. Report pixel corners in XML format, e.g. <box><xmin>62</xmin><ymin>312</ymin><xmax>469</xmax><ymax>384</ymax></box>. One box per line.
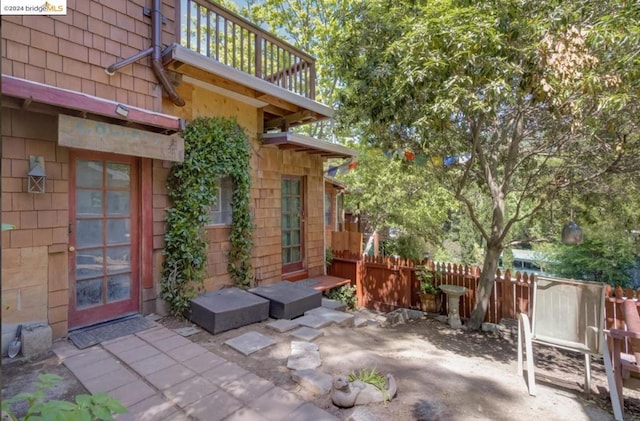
<box><xmin>102</xmin><ymin>335</ymin><xmax>147</xmax><ymax>354</ymax></box>
<box><xmin>222</xmin><ymin>407</ymin><xmax>269</xmax><ymax>421</ymax></box>
<box><xmin>115</xmin><ymin>393</ymin><xmax>179</xmax><ymax>421</ymax></box>
<box><xmin>113</xmin><ymin>344</ymin><xmax>160</xmax><ymax>365</ymax></box>
<box><xmin>130</xmin><ymin>352</ymin><xmax>176</xmax><ymax>376</ymax></box>
<box><xmin>145</xmin><ymin>364</ymin><xmax>196</xmax><ymax>390</ymax></box>
<box><xmin>321</xmin><ymin>298</ymin><xmax>347</xmax><ymax>312</ymax></box>
<box><xmin>65</xmin><ymin>356</ymin><xmax>123</xmax><ymax>382</ymax></box>
<box><xmin>224</xmin><ymin>331</ymin><xmax>276</xmax><ymax>356</ymax></box>
<box><xmin>181</xmin><ymin>350</ymin><xmax>226</xmax><ymax>372</ymax></box>
<box><xmin>108</xmin><ymin>379</ymin><xmax>157</xmax><ymax>408</ymax></box>
<box><xmin>83</xmin><ymin>366</ymin><xmax>138</xmax><ymax>394</ymax></box>
<box><xmin>201</xmin><ymin>361</ymin><xmax>249</xmax><ymax>386</ymax></box>
<box><xmin>135</xmin><ymin>327</ymin><xmax>175</xmax><ymax>343</ymax></box>
<box><xmin>294</xmin><ymin>314</ymin><xmax>333</xmax><ymax>329</ymax></box>
<box><xmin>184</xmin><ymin>389</ymin><xmax>244</xmax><ymax>421</ymax></box>
<box><xmin>290</xmin><ymin>326</ymin><xmax>324</xmax><ymax>341</ymax></box>
<box><xmin>289</xmin><ymin>402</ymin><xmax>339</xmax><ymax>421</ymax></box>
<box><xmin>149</xmin><ymin>334</ymin><xmax>192</xmax><ymax>352</ymax></box>
<box><xmin>61</xmin><ymin>348</ymin><xmax>111</xmax><ymax>370</ymax></box>
<box><xmin>265</xmin><ymin>319</ymin><xmax>300</xmax><ymax>333</ymax></box>
<box><xmin>163</xmin><ymin>376</ymin><xmax>218</xmax><ymax>408</ymax></box>
<box><xmin>221</xmin><ymin>372</ymin><xmax>275</xmax><ymax>404</ymax></box>
<box><xmin>174</xmin><ymin>326</ymin><xmax>201</xmax><ymax>337</ymax></box>
<box><xmin>164</xmin><ymin>341</ymin><xmax>208</xmax><ymax>362</ymax></box>
<box><xmin>247</xmin><ymin>386</ymin><xmax>306</xmax><ymax>420</ymax></box>
<box><xmin>305</xmin><ymin>307</ymin><xmax>354</xmax><ymax>327</ymax></box>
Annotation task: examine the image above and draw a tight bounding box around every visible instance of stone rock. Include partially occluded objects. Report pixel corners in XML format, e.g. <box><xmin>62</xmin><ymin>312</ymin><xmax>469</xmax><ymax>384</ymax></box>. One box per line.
<box><xmin>287</xmin><ymin>341</ymin><xmax>321</xmax><ymax>370</ymax></box>
<box><xmin>322</xmin><ymin>298</ymin><xmax>347</xmax><ymax>312</ymax></box>
<box><xmin>347</xmin><ymin>407</ymin><xmax>378</xmax><ymax>421</ymax></box>
<box><xmin>291</xmin><ymin>369</ymin><xmax>333</xmax><ymax>395</ymax></box>
<box><xmin>21</xmin><ymin>323</ymin><xmax>52</xmax><ymax>358</ymax></box>
<box><xmin>481</xmin><ymin>322</ymin><xmax>500</xmax><ymax>333</ymax></box>
<box><xmin>353</xmin><ymin>315</ymin><xmax>370</xmax><ymax>328</ymax></box>
<box><xmin>290</xmin><ymin>327</ymin><xmax>324</xmax><ymax>341</ymax></box>
<box><xmin>331</xmin><ymin>374</ymin><xmax>397</xmax><ymax>408</ymax></box>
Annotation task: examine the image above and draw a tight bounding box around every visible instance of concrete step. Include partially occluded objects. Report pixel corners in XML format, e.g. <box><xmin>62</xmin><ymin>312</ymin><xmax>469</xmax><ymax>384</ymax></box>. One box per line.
<box><xmin>249</xmin><ymin>281</ymin><xmax>322</xmax><ymax>319</ymax></box>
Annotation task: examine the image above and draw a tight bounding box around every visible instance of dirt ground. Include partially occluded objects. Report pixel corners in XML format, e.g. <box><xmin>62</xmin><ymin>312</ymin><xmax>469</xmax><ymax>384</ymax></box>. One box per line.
<box><xmin>3</xmin><ymin>312</ymin><xmax>640</xmax><ymax>421</ymax></box>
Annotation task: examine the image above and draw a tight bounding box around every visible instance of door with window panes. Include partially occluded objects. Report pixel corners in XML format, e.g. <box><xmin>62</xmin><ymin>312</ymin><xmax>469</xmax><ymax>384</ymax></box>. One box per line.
<box><xmin>281</xmin><ymin>176</ymin><xmax>304</xmax><ymax>273</ymax></box>
<box><xmin>68</xmin><ymin>153</ymin><xmax>139</xmax><ymax>328</ymax></box>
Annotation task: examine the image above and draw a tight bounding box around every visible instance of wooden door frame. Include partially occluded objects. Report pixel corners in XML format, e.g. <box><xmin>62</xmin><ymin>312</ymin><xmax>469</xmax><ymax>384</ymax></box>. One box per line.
<box><xmin>68</xmin><ymin>150</ymin><xmax>141</xmax><ymax>328</ymax></box>
<box><xmin>281</xmin><ymin>175</ymin><xmax>305</xmax><ymax>274</ymax></box>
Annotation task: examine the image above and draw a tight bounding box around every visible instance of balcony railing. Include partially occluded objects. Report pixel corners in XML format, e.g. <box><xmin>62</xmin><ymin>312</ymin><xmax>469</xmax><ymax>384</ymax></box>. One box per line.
<box><xmin>179</xmin><ymin>0</ymin><xmax>316</xmax><ymax>100</ymax></box>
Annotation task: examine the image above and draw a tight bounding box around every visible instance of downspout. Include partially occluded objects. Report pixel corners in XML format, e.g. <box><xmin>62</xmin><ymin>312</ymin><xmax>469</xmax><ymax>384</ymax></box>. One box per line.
<box><xmin>105</xmin><ymin>0</ymin><xmax>185</xmax><ymax>107</ymax></box>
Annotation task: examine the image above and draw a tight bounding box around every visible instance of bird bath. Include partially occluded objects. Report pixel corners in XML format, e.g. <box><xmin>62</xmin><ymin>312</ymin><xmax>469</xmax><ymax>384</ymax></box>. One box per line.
<box><xmin>439</xmin><ymin>285</ymin><xmax>467</xmax><ymax>328</ymax></box>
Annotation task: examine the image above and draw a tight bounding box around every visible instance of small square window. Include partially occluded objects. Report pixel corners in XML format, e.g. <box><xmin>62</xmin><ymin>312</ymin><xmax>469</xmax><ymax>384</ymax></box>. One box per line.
<box><xmin>208</xmin><ymin>177</ymin><xmax>233</xmax><ymax>226</ymax></box>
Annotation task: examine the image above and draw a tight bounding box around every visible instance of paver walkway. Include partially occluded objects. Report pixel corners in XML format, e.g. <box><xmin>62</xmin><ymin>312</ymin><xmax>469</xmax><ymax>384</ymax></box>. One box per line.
<box><xmin>53</xmin><ymin>322</ymin><xmax>338</xmax><ymax>421</ymax></box>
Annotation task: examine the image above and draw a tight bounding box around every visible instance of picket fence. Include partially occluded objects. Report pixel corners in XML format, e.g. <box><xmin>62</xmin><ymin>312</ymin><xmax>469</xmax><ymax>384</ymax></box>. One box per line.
<box><xmin>327</xmin><ymin>251</ymin><xmax>640</xmax><ymax>330</ymax></box>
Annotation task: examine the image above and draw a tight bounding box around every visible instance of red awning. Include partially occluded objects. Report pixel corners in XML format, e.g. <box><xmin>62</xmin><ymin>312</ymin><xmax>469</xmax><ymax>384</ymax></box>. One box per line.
<box><xmin>1</xmin><ymin>75</ymin><xmax>184</xmax><ymax>133</ymax></box>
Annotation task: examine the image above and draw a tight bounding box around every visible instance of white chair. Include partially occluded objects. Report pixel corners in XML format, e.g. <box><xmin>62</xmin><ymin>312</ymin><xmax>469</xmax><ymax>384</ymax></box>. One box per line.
<box><xmin>517</xmin><ymin>276</ymin><xmax>621</xmax><ymax>420</ymax></box>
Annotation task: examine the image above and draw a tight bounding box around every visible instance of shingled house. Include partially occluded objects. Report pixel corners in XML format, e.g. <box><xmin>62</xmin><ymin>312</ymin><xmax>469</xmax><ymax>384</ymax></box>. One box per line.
<box><xmin>1</xmin><ymin>0</ymin><xmax>355</xmax><ymax>345</ymax></box>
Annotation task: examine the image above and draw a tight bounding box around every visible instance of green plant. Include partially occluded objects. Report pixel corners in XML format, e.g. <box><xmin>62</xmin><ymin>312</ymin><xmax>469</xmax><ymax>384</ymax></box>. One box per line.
<box><xmin>347</xmin><ymin>368</ymin><xmax>391</xmax><ymax>402</ymax></box>
<box><xmin>325</xmin><ymin>248</ymin><xmax>334</xmax><ymax>268</ymax></box>
<box><xmin>1</xmin><ymin>373</ymin><xmax>127</xmax><ymax>421</ymax></box>
<box><xmin>162</xmin><ymin>117</ymin><xmax>253</xmax><ymax>317</ymax></box>
<box><xmin>416</xmin><ymin>265</ymin><xmax>440</xmax><ymax>295</ymax></box>
<box><xmin>325</xmin><ymin>284</ymin><xmax>357</xmax><ymax>310</ymax></box>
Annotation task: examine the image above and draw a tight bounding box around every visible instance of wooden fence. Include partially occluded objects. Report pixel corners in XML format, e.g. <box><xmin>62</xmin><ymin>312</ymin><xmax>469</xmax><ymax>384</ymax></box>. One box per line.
<box><xmin>328</xmin><ymin>251</ymin><xmax>640</xmax><ymax>330</ymax></box>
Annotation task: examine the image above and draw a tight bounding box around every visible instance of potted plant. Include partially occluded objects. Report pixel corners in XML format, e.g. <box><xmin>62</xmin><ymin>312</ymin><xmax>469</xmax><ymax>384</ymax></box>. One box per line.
<box><xmin>416</xmin><ymin>265</ymin><xmax>442</xmax><ymax>313</ymax></box>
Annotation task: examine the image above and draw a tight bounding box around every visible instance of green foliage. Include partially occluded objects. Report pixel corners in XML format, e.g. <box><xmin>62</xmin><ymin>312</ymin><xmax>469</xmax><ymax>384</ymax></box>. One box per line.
<box><xmin>383</xmin><ymin>234</ymin><xmax>428</xmax><ymax>262</ymax></box>
<box><xmin>548</xmin><ymin>224</ymin><xmax>636</xmax><ymax>288</ymax></box>
<box><xmin>333</xmin><ymin>0</ymin><xmax>640</xmax><ymax>328</ymax></box>
<box><xmin>162</xmin><ymin>117</ymin><xmax>253</xmax><ymax>317</ymax></box>
<box><xmin>338</xmin><ymin>146</ymin><xmax>455</xmax><ymax>247</ymax></box>
<box><xmin>415</xmin><ymin>265</ymin><xmax>440</xmax><ymax>295</ymax></box>
<box><xmin>1</xmin><ymin>374</ymin><xmax>127</xmax><ymax>421</ymax></box>
<box><xmin>325</xmin><ymin>285</ymin><xmax>357</xmax><ymax>310</ymax></box>
<box><xmin>347</xmin><ymin>368</ymin><xmax>391</xmax><ymax>402</ymax></box>
<box><xmin>325</xmin><ymin>247</ymin><xmax>334</xmax><ymax>267</ymax></box>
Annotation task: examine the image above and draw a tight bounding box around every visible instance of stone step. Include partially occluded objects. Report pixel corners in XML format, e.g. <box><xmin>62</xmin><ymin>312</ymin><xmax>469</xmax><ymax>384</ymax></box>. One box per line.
<box><xmin>321</xmin><ymin>298</ymin><xmax>347</xmax><ymax>312</ymax></box>
<box><xmin>304</xmin><ymin>307</ymin><xmax>354</xmax><ymax>327</ymax></box>
<box><xmin>189</xmin><ymin>288</ymin><xmax>270</xmax><ymax>335</ymax></box>
<box><xmin>249</xmin><ymin>281</ymin><xmax>322</xmax><ymax>320</ymax></box>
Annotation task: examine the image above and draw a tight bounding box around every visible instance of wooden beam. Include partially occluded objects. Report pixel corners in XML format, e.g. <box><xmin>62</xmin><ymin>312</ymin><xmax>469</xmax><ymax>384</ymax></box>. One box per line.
<box><xmin>58</xmin><ymin>115</ymin><xmax>184</xmax><ymax>162</ymax></box>
<box><xmin>264</xmin><ymin>110</ymin><xmax>312</xmax><ymax>130</ymax></box>
<box><xmin>256</xmin><ymin>94</ymin><xmax>300</xmax><ymax>113</ymax></box>
<box><xmin>2</xmin><ymin>75</ymin><xmax>183</xmax><ymax>132</ymax></box>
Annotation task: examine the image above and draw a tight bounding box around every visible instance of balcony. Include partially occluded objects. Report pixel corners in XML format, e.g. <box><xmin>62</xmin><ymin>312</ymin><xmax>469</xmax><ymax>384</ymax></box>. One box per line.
<box><xmin>163</xmin><ymin>0</ymin><xmax>332</xmax><ymax>128</ymax></box>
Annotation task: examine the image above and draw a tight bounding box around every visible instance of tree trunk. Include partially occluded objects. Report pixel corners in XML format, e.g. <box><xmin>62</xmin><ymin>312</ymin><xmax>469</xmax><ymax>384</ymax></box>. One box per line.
<box><xmin>467</xmin><ymin>243</ymin><xmax>503</xmax><ymax>330</ymax></box>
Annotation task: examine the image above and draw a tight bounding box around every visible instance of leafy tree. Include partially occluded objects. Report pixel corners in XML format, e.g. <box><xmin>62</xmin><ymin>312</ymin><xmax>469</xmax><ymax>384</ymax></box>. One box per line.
<box><xmin>548</xmin><ymin>223</ymin><xmax>636</xmax><ymax>287</ymax></box>
<box><xmin>337</xmin><ymin>146</ymin><xmax>455</xmax><ymax>254</ymax></box>
<box><xmin>333</xmin><ymin>0</ymin><xmax>640</xmax><ymax>329</ymax></box>
<box><xmin>242</xmin><ymin>0</ymin><xmax>354</xmax><ymax>139</ymax></box>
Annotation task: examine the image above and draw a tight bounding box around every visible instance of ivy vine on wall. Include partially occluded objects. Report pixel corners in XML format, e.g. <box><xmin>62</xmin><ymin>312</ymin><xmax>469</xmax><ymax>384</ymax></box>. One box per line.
<box><xmin>162</xmin><ymin>117</ymin><xmax>253</xmax><ymax>317</ymax></box>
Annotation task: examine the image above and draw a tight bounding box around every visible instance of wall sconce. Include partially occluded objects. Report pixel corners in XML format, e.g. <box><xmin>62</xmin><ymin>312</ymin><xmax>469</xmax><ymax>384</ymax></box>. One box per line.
<box><xmin>27</xmin><ymin>155</ymin><xmax>46</xmax><ymax>194</ymax></box>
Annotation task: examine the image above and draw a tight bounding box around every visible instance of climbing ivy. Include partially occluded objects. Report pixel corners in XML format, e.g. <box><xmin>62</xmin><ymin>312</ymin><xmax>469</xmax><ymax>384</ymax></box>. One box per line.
<box><xmin>162</xmin><ymin>117</ymin><xmax>253</xmax><ymax>317</ymax></box>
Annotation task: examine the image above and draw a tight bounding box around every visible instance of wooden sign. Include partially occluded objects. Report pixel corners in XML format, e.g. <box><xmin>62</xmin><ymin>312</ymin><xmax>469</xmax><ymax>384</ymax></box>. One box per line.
<box><xmin>58</xmin><ymin>114</ymin><xmax>184</xmax><ymax>162</ymax></box>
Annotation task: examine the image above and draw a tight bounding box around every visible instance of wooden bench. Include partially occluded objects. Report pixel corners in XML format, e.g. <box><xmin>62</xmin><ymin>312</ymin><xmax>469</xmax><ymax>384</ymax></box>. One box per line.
<box><xmin>292</xmin><ymin>275</ymin><xmax>352</xmax><ymax>292</ymax></box>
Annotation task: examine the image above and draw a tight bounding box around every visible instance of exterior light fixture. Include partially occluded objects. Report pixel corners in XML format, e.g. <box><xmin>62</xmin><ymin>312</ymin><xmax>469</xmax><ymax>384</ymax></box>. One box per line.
<box><xmin>561</xmin><ymin>221</ymin><xmax>583</xmax><ymax>245</ymax></box>
<box><xmin>27</xmin><ymin>155</ymin><xmax>46</xmax><ymax>194</ymax></box>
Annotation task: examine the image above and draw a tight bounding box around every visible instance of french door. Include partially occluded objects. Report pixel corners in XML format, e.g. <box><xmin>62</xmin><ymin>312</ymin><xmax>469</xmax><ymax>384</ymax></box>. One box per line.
<box><xmin>281</xmin><ymin>176</ymin><xmax>305</xmax><ymax>273</ymax></box>
<box><xmin>69</xmin><ymin>152</ymin><xmax>139</xmax><ymax>328</ymax></box>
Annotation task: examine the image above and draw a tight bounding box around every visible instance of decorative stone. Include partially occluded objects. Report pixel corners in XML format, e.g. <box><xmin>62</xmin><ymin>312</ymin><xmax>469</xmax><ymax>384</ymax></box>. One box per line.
<box><xmin>291</xmin><ymin>369</ymin><xmax>333</xmax><ymax>395</ymax></box>
<box><xmin>287</xmin><ymin>341</ymin><xmax>321</xmax><ymax>370</ymax></box>
<box><xmin>290</xmin><ymin>327</ymin><xmax>324</xmax><ymax>342</ymax></box>
<box><xmin>21</xmin><ymin>323</ymin><xmax>52</xmax><ymax>358</ymax></box>
<box><xmin>174</xmin><ymin>327</ymin><xmax>201</xmax><ymax>337</ymax></box>
<box><xmin>353</xmin><ymin>315</ymin><xmax>370</xmax><ymax>328</ymax></box>
<box><xmin>322</xmin><ymin>298</ymin><xmax>347</xmax><ymax>312</ymax></box>
<box><xmin>331</xmin><ymin>374</ymin><xmax>397</xmax><ymax>408</ymax></box>
<box><xmin>224</xmin><ymin>331</ymin><xmax>276</xmax><ymax>356</ymax></box>
<box><xmin>265</xmin><ymin>319</ymin><xmax>300</xmax><ymax>333</ymax></box>
<box><xmin>304</xmin><ymin>307</ymin><xmax>354</xmax><ymax>327</ymax></box>
<box><xmin>482</xmin><ymin>323</ymin><xmax>500</xmax><ymax>333</ymax></box>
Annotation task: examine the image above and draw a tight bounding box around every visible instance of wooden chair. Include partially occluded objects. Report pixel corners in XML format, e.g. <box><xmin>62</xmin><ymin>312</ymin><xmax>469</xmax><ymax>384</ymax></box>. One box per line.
<box><xmin>608</xmin><ymin>299</ymin><xmax>640</xmax><ymax>420</ymax></box>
